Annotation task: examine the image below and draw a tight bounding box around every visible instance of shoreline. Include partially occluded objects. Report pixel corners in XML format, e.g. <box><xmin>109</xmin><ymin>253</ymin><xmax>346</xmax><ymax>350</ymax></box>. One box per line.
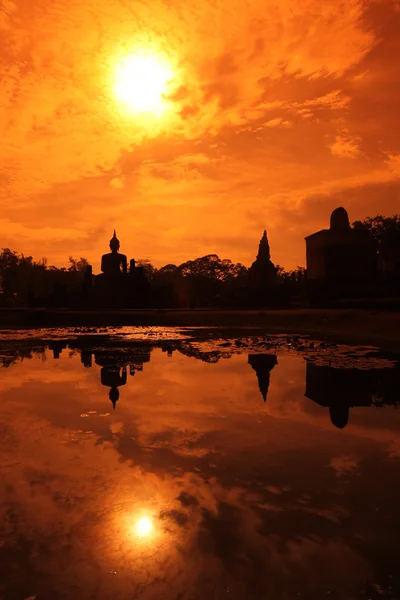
<box><xmin>0</xmin><ymin>308</ymin><xmax>399</xmax><ymax>350</ymax></box>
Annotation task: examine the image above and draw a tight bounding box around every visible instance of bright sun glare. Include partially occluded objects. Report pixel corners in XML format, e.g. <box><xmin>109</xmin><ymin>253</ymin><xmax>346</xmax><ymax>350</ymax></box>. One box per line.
<box><xmin>135</xmin><ymin>516</ymin><xmax>153</xmax><ymax>537</ymax></box>
<box><xmin>114</xmin><ymin>52</ymin><xmax>173</xmax><ymax>115</ymax></box>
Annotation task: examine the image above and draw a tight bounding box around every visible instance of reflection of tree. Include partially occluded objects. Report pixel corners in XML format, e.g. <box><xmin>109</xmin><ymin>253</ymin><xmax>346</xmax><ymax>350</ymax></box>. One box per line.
<box><xmin>0</xmin><ymin>340</ymin><xmax>154</xmax><ymax>409</ymax></box>
<box><xmin>176</xmin><ymin>346</ymin><xmax>224</xmax><ymax>363</ymax></box>
<box><xmin>305</xmin><ymin>361</ymin><xmax>400</xmax><ymax>428</ymax></box>
<box><xmin>0</xmin><ymin>346</ymin><xmax>46</xmax><ymax>367</ymax></box>
<box><xmin>81</xmin><ymin>349</ymin><xmax>92</xmax><ymax>368</ymax></box>
<box><xmin>159</xmin><ymin>341</ymin><xmax>232</xmax><ymax>363</ymax></box>
<box><xmin>248</xmin><ymin>354</ymin><xmax>278</xmax><ymax>402</ymax></box>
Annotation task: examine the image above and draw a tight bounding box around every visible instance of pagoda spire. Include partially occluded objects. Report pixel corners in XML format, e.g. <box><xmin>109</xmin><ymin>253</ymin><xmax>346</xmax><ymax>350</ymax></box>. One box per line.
<box><xmin>256</xmin><ymin>229</ymin><xmax>271</xmax><ymax>262</ymax></box>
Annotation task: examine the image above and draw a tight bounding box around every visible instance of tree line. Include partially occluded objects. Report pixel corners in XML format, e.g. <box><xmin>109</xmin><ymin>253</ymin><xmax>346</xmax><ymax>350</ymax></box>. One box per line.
<box><xmin>0</xmin><ymin>249</ymin><xmax>305</xmax><ymax>308</ymax></box>
<box><xmin>1</xmin><ymin>214</ymin><xmax>399</xmax><ymax>308</ymax></box>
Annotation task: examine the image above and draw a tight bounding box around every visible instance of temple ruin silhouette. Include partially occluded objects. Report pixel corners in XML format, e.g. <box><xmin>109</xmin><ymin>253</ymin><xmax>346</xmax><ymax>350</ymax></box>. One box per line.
<box><xmin>249</xmin><ymin>230</ymin><xmax>277</xmax><ymax>294</ymax></box>
<box><xmin>305</xmin><ymin>207</ymin><xmax>378</xmax><ymax>303</ymax></box>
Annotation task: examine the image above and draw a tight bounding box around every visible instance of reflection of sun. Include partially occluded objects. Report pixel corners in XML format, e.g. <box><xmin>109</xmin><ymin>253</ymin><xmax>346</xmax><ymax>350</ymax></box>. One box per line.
<box><xmin>135</xmin><ymin>516</ymin><xmax>153</xmax><ymax>538</ymax></box>
<box><xmin>113</xmin><ymin>52</ymin><xmax>174</xmax><ymax>116</ymax></box>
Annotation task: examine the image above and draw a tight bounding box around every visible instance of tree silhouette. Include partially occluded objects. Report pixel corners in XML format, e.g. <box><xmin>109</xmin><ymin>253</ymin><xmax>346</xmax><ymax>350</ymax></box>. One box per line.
<box><xmin>68</xmin><ymin>256</ymin><xmax>90</xmax><ymax>272</ymax></box>
<box><xmin>135</xmin><ymin>259</ymin><xmax>156</xmax><ymax>280</ymax></box>
<box><xmin>353</xmin><ymin>214</ymin><xmax>400</xmax><ymax>286</ymax></box>
<box><xmin>352</xmin><ymin>214</ymin><xmax>400</xmax><ymax>240</ymax></box>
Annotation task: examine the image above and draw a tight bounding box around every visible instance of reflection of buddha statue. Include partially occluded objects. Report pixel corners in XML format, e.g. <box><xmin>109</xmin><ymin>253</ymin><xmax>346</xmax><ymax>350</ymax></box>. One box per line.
<box><xmin>100</xmin><ymin>365</ymin><xmax>127</xmax><ymax>410</ymax></box>
<box><xmin>101</xmin><ymin>230</ymin><xmax>127</xmax><ymax>276</ymax></box>
<box><xmin>109</xmin><ymin>387</ymin><xmax>120</xmax><ymax>410</ymax></box>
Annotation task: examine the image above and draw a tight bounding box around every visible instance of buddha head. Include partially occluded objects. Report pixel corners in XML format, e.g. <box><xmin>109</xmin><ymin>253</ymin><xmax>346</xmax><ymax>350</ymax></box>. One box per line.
<box><xmin>109</xmin><ymin>230</ymin><xmax>120</xmax><ymax>252</ymax></box>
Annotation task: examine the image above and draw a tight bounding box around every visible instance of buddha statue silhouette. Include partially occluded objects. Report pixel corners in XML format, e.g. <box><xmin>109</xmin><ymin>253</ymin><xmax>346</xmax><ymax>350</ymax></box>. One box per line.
<box><xmin>101</xmin><ymin>230</ymin><xmax>127</xmax><ymax>276</ymax></box>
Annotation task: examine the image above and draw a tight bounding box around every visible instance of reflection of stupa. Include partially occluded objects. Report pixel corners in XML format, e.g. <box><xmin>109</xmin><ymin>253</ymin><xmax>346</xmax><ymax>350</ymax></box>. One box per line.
<box><xmin>248</xmin><ymin>354</ymin><xmax>278</xmax><ymax>402</ymax></box>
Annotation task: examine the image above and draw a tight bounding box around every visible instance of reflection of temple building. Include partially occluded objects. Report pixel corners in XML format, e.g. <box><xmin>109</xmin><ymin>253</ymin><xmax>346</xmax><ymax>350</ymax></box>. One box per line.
<box><xmin>305</xmin><ymin>207</ymin><xmax>378</xmax><ymax>300</ymax></box>
<box><xmin>248</xmin><ymin>354</ymin><xmax>278</xmax><ymax>402</ymax></box>
<box><xmin>304</xmin><ymin>361</ymin><xmax>400</xmax><ymax>428</ymax></box>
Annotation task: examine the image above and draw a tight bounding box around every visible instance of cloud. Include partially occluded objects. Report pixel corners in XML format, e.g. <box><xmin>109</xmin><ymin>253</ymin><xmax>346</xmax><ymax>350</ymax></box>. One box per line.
<box><xmin>109</xmin><ymin>177</ymin><xmax>125</xmax><ymax>189</ymax></box>
<box><xmin>330</xmin><ymin>130</ymin><xmax>362</xmax><ymax>158</ymax></box>
<box><xmin>0</xmin><ymin>0</ymin><xmax>375</xmax><ymax>194</ymax></box>
<box><xmin>264</xmin><ymin>118</ymin><xmax>292</xmax><ymax>128</ymax></box>
<box><xmin>1</xmin><ymin>0</ymin><xmax>400</xmax><ymax>268</ymax></box>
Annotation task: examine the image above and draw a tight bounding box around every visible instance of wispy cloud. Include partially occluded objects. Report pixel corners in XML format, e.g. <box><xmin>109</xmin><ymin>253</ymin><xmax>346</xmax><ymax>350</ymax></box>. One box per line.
<box><xmin>1</xmin><ymin>0</ymin><xmax>400</xmax><ymax>268</ymax></box>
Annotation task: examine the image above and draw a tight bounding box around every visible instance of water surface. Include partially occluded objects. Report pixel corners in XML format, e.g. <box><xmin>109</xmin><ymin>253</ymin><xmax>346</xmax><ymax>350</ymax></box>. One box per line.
<box><xmin>1</xmin><ymin>335</ymin><xmax>399</xmax><ymax>600</ymax></box>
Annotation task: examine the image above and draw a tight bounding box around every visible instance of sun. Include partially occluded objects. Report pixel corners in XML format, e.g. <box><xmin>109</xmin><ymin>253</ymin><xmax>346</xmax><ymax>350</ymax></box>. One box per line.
<box><xmin>134</xmin><ymin>516</ymin><xmax>153</xmax><ymax>538</ymax></box>
<box><xmin>113</xmin><ymin>52</ymin><xmax>174</xmax><ymax>115</ymax></box>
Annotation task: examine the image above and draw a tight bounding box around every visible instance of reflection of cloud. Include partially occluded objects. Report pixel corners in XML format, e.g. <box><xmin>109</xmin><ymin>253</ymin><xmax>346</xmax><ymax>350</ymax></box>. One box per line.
<box><xmin>1</xmin><ymin>347</ymin><xmax>400</xmax><ymax>597</ymax></box>
<box><xmin>265</xmin><ymin>485</ymin><xmax>283</xmax><ymax>495</ymax></box>
<box><xmin>330</xmin><ymin>455</ymin><xmax>360</xmax><ymax>477</ymax></box>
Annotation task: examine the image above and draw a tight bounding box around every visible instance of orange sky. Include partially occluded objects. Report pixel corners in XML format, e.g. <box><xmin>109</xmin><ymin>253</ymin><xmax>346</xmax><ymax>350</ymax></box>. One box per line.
<box><xmin>1</xmin><ymin>0</ymin><xmax>400</xmax><ymax>272</ymax></box>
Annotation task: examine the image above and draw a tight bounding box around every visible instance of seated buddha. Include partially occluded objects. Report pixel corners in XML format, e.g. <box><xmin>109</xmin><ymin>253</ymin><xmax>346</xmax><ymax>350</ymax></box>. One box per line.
<box><xmin>101</xmin><ymin>230</ymin><xmax>127</xmax><ymax>276</ymax></box>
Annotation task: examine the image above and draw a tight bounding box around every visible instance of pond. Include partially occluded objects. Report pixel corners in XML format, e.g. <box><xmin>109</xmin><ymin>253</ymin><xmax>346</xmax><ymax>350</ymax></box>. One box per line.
<box><xmin>0</xmin><ymin>329</ymin><xmax>399</xmax><ymax>600</ymax></box>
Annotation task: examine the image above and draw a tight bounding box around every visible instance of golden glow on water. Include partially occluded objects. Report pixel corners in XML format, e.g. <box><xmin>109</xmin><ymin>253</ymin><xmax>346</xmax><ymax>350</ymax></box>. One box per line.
<box><xmin>113</xmin><ymin>51</ymin><xmax>174</xmax><ymax>116</ymax></box>
<box><xmin>2</xmin><ymin>342</ymin><xmax>400</xmax><ymax>598</ymax></box>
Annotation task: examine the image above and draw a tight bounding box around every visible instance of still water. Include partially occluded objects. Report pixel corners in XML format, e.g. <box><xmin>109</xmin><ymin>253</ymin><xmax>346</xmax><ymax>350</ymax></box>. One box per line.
<box><xmin>1</xmin><ymin>333</ymin><xmax>399</xmax><ymax>600</ymax></box>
